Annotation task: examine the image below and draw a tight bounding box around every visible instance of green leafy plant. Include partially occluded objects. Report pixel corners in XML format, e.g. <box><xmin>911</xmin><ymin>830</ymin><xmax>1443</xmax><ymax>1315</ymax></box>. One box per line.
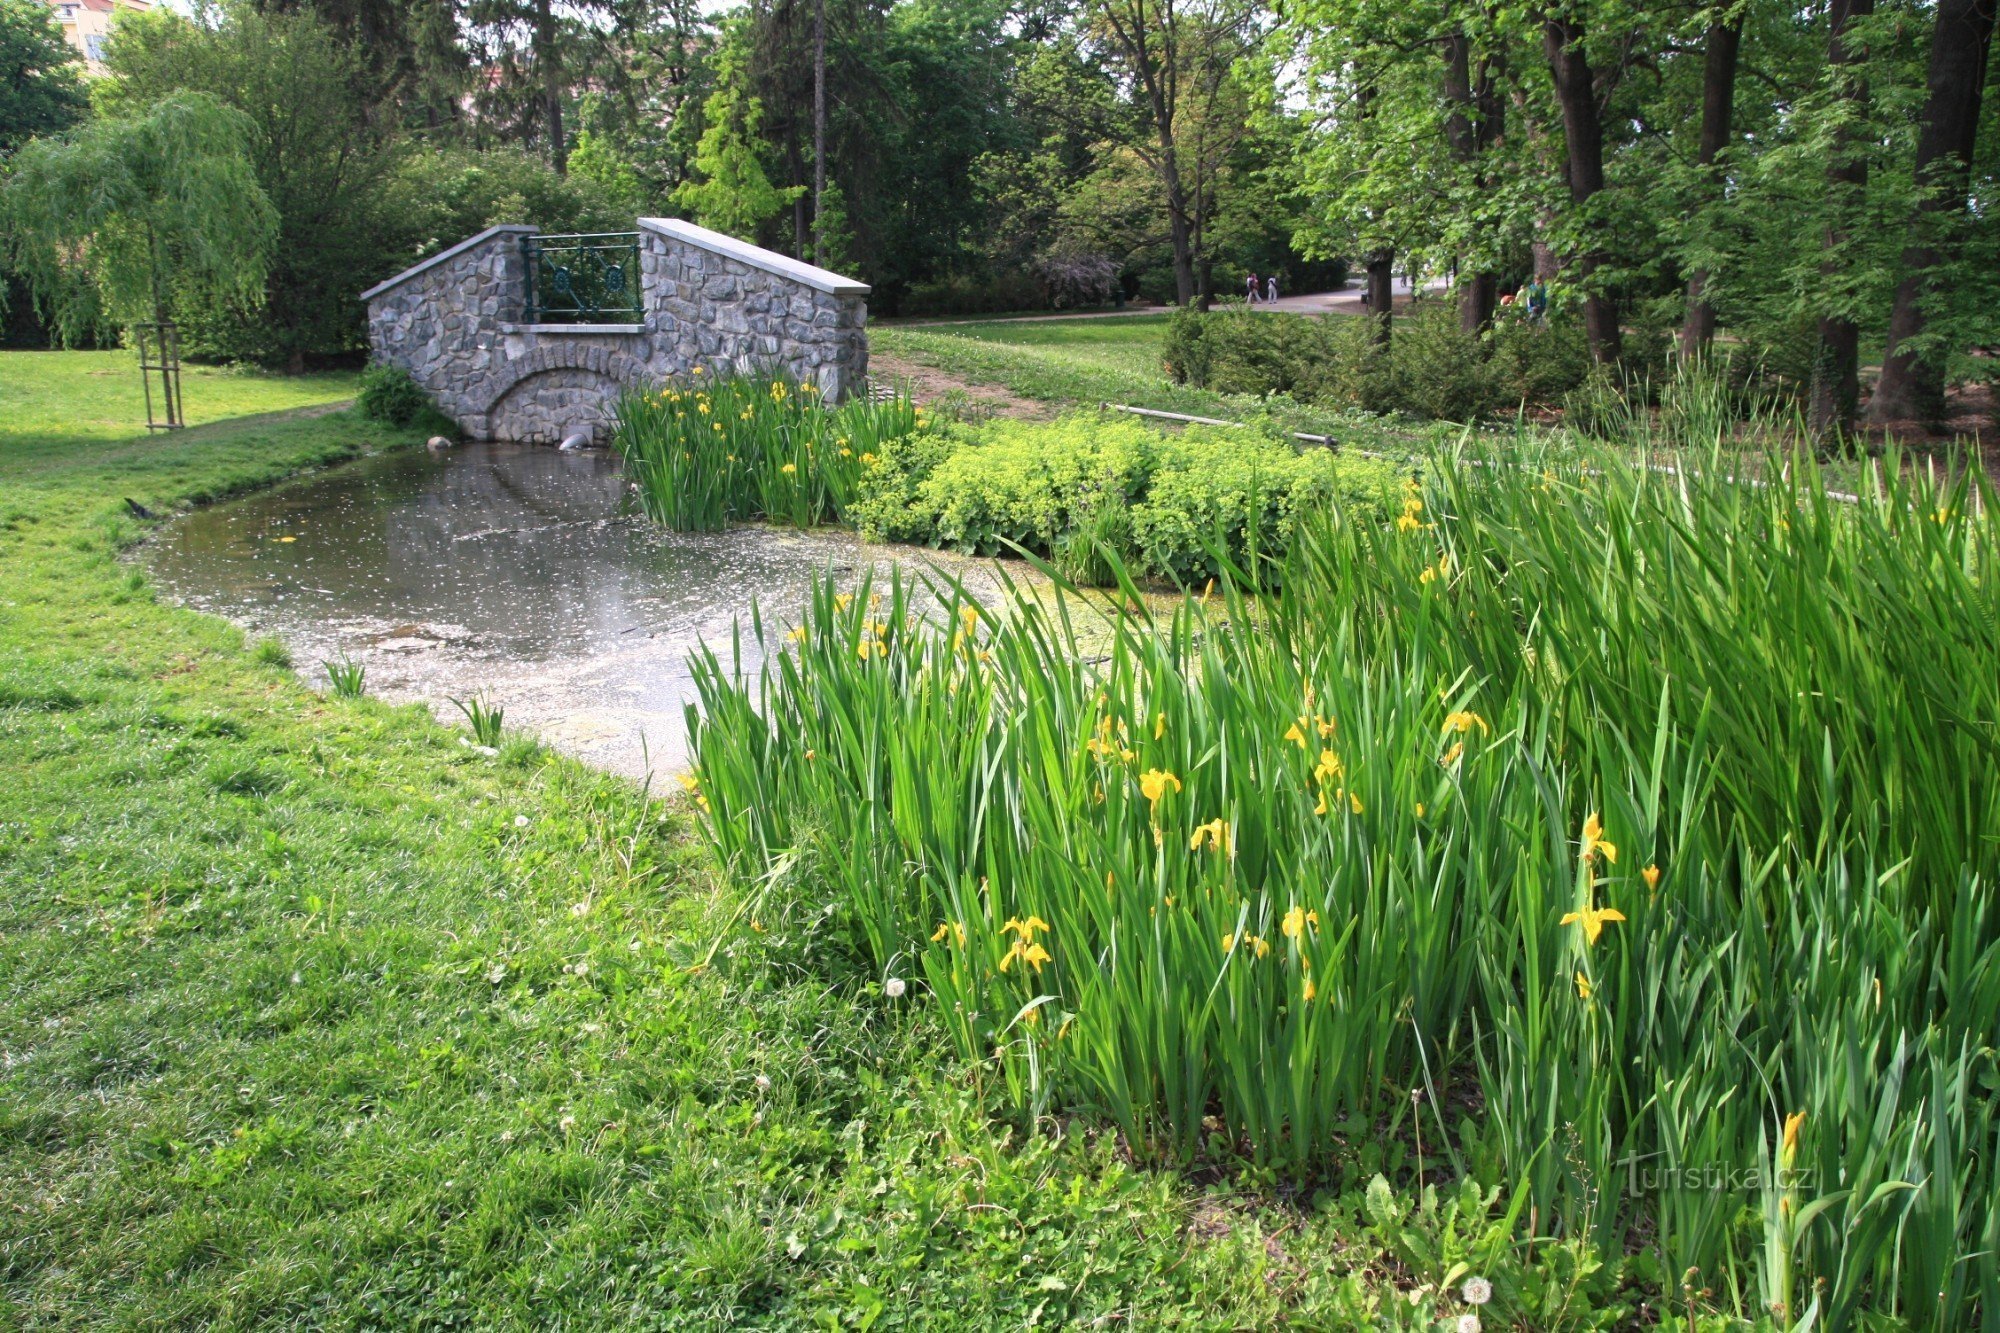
<box><xmin>322</xmin><ymin>656</ymin><xmax>365</xmax><ymax>698</ymax></box>
<box><xmin>613</xmin><ymin>372</ymin><xmax>920</xmax><ymax>531</ymax></box>
<box><xmin>844</xmin><ymin>411</ymin><xmax>1397</xmax><ymax>588</ymax></box>
<box><xmin>356</xmin><ymin>362</ymin><xmax>435</xmax><ymax>427</ymax></box>
<box><xmin>452</xmin><ymin>693</ymin><xmax>505</xmax><ymax>748</ymax></box>
<box><xmin>685</xmin><ymin>436</ymin><xmax>2000</xmax><ymax>1330</ymax></box>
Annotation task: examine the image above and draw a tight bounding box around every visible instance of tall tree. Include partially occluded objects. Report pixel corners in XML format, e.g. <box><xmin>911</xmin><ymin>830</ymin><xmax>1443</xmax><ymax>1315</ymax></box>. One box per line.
<box><xmin>1864</xmin><ymin>0</ymin><xmax>1997</xmax><ymax>425</ymax></box>
<box><xmin>103</xmin><ymin>5</ymin><xmax>408</xmax><ymax>368</ymax></box>
<box><xmin>673</xmin><ymin>35</ymin><xmax>801</xmax><ymax>239</ymax></box>
<box><xmin>1541</xmin><ymin>7</ymin><xmax>1619</xmax><ymax>362</ymax></box>
<box><xmin>0</xmin><ymin>0</ymin><xmax>87</xmax><ymax>154</ymax></box>
<box><xmin>1678</xmin><ymin>7</ymin><xmax>1742</xmax><ymax>356</ymax></box>
<box><xmin>2</xmin><ymin>93</ymin><xmax>276</xmax><ymax>341</ymax></box>
<box><xmin>1085</xmin><ymin>0</ymin><xmax>1255</xmax><ymax>306</ymax></box>
<box><xmin>1440</xmin><ymin>21</ymin><xmax>1505</xmax><ymax>333</ymax></box>
<box><xmin>461</xmin><ymin>0</ymin><xmax>614</xmax><ymax>171</ymax></box>
<box><xmin>1808</xmin><ymin>0</ymin><xmax>1874</xmax><ymax>438</ymax></box>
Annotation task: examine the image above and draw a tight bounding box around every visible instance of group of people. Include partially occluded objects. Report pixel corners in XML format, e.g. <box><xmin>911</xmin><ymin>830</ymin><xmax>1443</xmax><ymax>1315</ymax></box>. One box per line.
<box><xmin>1236</xmin><ymin>270</ymin><xmax>1550</xmax><ymax>321</ymax></box>
<box><xmin>1243</xmin><ymin>272</ymin><xmax>1281</xmax><ymax>304</ymax></box>
<box><xmin>1500</xmin><ymin>277</ymin><xmax>1550</xmax><ymax>322</ymax></box>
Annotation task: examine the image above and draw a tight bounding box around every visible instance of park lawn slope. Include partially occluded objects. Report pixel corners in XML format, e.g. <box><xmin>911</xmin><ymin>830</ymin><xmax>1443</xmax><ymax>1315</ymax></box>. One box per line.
<box><xmin>0</xmin><ymin>395</ymin><xmax>1385</xmax><ymax>1327</ymax></box>
<box><xmin>870</xmin><ymin>315</ymin><xmax>1418</xmax><ymax>449</ymax></box>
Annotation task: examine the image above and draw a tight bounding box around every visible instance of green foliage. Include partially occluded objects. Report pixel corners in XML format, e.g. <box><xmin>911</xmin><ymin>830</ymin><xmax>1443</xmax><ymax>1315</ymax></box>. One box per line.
<box><xmin>322</xmin><ymin>655</ymin><xmax>366</xmax><ymax>698</ymax></box>
<box><xmin>452</xmin><ymin>693</ymin><xmax>506</xmax><ymax>747</ymax></box>
<box><xmin>98</xmin><ymin>5</ymin><xmax>400</xmax><ymax>368</ymax></box>
<box><xmin>1130</xmin><ymin>433</ymin><xmax>1393</xmax><ymax>585</ymax></box>
<box><xmin>0</xmin><ymin>0</ymin><xmax>86</xmax><ymax>154</ymax></box>
<box><xmin>811</xmin><ymin>178</ymin><xmax>854</xmax><ymax>274</ymax></box>
<box><xmin>1</xmin><ymin>91</ymin><xmax>276</xmax><ymax>341</ymax></box>
<box><xmin>690</xmin><ymin>437</ymin><xmax>2000</xmax><ymax>1330</ymax></box>
<box><xmin>614</xmin><ymin>373</ymin><xmax>919</xmax><ymax>531</ymax></box>
<box><xmin>846</xmin><ymin>411</ymin><xmax>1396</xmax><ymax>587</ymax></box>
<box><xmin>1168</xmin><ymin>306</ymin><xmax>1602</xmax><ymax>423</ymax></box>
<box><xmin>357</xmin><ymin>362</ymin><xmax>435</xmax><ymax>427</ymax></box>
<box><xmin>389</xmin><ymin>143</ymin><xmax>638</xmax><ymax>244</ymax></box>
<box><xmin>673</xmin><ymin>34</ymin><xmax>801</xmax><ymax>241</ymax></box>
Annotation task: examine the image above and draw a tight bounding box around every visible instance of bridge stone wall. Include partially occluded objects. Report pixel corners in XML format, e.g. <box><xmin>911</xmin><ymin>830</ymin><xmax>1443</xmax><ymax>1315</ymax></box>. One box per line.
<box><xmin>361</xmin><ymin>218</ymin><xmax>870</xmax><ymax>444</ymax></box>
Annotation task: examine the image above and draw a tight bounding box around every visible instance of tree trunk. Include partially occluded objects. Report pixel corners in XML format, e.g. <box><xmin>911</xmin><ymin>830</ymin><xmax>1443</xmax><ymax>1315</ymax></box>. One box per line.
<box><xmin>1161</xmin><ymin>160</ymin><xmax>1198</xmax><ymax>306</ymax></box>
<box><xmin>1442</xmin><ymin>29</ymin><xmax>1502</xmax><ymax>334</ymax></box>
<box><xmin>1366</xmin><ymin>252</ymin><xmax>1394</xmax><ymax>346</ymax></box>
<box><xmin>1864</xmin><ymin>0</ymin><xmax>1998</xmax><ymax>427</ymax></box>
<box><xmin>534</xmin><ymin>0</ymin><xmax>565</xmax><ymax>173</ymax></box>
<box><xmin>812</xmin><ymin>0</ymin><xmax>826</xmax><ymax>265</ymax></box>
<box><xmin>1542</xmin><ymin>10</ymin><xmax>1620</xmax><ymax>362</ymax></box>
<box><xmin>1809</xmin><ymin>0</ymin><xmax>1874</xmax><ymax>438</ymax></box>
<box><xmin>1679</xmin><ymin>16</ymin><xmax>1742</xmax><ymax>357</ymax></box>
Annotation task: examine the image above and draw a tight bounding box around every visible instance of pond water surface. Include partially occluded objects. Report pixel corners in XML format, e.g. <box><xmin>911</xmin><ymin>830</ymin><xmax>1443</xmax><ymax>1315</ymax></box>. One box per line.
<box><xmin>149</xmin><ymin>442</ymin><xmax>986</xmax><ymax>778</ymax></box>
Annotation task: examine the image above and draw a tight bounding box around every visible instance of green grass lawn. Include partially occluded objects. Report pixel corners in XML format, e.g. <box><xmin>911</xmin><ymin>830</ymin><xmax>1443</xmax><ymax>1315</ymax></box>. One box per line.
<box><xmin>0</xmin><ymin>354</ymin><xmax>1426</xmax><ymax>1328</ymax></box>
<box><xmin>930</xmin><ymin>314</ymin><xmax>1179</xmax><ymax>381</ymax></box>
<box><xmin>0</xmin><ymin>350</ymin><xmax>360</xmax><ymax>449</ymax></box>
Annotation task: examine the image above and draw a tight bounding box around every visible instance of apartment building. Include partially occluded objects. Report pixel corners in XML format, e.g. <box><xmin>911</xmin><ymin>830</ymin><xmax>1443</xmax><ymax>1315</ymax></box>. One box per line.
<box><xmin>46</xmin><ymin>0</ymin><xmax>151</xmax><ymax>76</ymax></box>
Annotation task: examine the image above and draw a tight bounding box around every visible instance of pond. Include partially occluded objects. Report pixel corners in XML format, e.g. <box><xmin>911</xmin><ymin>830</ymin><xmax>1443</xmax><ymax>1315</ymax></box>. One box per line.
<box><xmin>148</xmin><ymin>442</ymin><xmax>990</xmax><ymax>778</ymax></box>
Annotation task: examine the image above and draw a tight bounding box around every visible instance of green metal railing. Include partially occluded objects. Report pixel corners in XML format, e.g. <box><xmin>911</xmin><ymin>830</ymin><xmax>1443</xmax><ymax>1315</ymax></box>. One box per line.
<box><xmin>522</xmin><ymin>232</ymin><xmax>642</xmax><ymax>324</ymax></box>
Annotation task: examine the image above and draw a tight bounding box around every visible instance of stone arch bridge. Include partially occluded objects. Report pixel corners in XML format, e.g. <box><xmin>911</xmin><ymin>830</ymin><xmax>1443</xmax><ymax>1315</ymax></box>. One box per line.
<box><xmin>362</xmin><ymin>218</ymin><xmax>870</xmax><ymax>445</ymax></box>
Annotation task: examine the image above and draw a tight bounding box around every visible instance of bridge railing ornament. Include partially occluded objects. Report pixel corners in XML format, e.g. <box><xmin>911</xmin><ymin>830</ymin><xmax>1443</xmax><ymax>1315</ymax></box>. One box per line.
<box><xmin>521</xmin><ymin>232</ymin><xmax>643</xmax><ymax>325</ymax></box>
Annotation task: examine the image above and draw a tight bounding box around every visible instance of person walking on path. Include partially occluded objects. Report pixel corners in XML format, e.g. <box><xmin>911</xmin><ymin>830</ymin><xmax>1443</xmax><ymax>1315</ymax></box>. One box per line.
<box><xmin>1245</xmin><ymin>272</ymin><xmax>1260</xmax><ymax>305</ymax></box>
<box><xmin>1265</xmin><ymin>274</ymin><xmax>1279</xmax><ymax>303</ymax></box>
<box><xmin>1525</xmin><ymin>278</ymin><xmax>1548</xmax><ymax>324</ymax></box>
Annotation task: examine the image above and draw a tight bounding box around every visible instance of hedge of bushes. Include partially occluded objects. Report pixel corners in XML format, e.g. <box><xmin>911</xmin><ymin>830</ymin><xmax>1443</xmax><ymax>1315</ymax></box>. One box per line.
<box><xmin>847</xmin><ymin>412</ymin><xmax>1401</xmax><ymax>587</ymax></box>
<box><xmin>1163</xmin><ymin>303</ymin><xmax>1599</xmax><ymax>422</ymax></box>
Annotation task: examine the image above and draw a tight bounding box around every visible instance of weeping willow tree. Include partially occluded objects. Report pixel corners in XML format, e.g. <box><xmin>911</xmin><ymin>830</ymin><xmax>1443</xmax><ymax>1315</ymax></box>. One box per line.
<box><xmin>1</xmin><ymin>91</ymin><xmax>275</xmax><ymax>359</ymax></box>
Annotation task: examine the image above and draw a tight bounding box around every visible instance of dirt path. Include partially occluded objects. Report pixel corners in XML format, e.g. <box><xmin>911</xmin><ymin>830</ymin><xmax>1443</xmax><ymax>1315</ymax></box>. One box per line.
<box><xmin>867</xmin><ymin>351</ymin><xmax>1060</xmax><ymax>421</ymax></box>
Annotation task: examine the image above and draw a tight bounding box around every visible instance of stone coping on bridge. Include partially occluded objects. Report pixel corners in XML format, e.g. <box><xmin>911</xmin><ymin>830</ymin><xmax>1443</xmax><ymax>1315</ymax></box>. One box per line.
<box><xmin>358</xmin><ymin>224</ymin><xmax>536</xmax><ymax>304</ymax></box>
<box><xmin>638</xmin><ymin>218</ymin><xmax>870</xmax><ymax>297</ymax></box>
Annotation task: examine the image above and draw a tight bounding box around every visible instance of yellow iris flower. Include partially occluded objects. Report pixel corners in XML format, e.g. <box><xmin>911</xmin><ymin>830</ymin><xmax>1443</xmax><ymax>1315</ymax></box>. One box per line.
<box><xmin>1560</xmin><ymin>901</ymin><xmax>1627</xmax><ymax>946</ymax></box>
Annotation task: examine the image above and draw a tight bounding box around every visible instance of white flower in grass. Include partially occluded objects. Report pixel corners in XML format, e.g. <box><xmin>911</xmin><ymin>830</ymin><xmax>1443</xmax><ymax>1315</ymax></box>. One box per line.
<box><xmin>514</xmin><ymin>814</ymin><xmax>530</xmax><ymax>828</ymax></box>
<box><xmin>1456</xmin><ymin>1316</ymin><xmax>1481</xmax><ymax>1333</ymax></box>
<box><xmin>1461</xmin><ymin>1276</ymin><xmax>1492</xmax><ymax>1306</ymax></box>
<box><xmin>884</xmin><ymin>977</ymin><xmax>907</xmax><ymax>999</ymax></box>
<box><xmin>754</xmin><ymin>1074</ymin><xmax>772</xmax><ymax>1092</ymax></box>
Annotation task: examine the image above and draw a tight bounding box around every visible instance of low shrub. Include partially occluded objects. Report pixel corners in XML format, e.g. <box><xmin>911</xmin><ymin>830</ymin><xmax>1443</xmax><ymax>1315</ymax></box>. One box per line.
<box><xmin>1131</xmin><ymin>434</ymin><xmax>1396</xmax><ymax>585</ymax></box>
<box><xmin>849</xmin><ymin>411</ymin><xmax>1398</xmax><ymax>587</ymax></box>
<box><xmin>899</xmin><ymin>271</ymin><xmax>1048</xmax><ymax>318</ymax></box>
<box><xmin>1484</xmin><ymin>313</ymin><xmax>1593</xmax><ymax>410</ymax></box>
<box><xmin>853</xmin><ymin>415</ymin><xmax>1159</xmax><ymax>558</ymax></box>
<box><xmin>1168</xmin><ymin>301</ymin><xmax>1603</xmax><ymax>424</ymax></box>
<box><xmin>357</xmin><ymin>363</ymin><xmax>435</xmax><ymax>427</ymax></box>
<box><xmin>1381</xmin><ymin>304</ymin><xmax>1492</xmax><ymax>422</ymax></box>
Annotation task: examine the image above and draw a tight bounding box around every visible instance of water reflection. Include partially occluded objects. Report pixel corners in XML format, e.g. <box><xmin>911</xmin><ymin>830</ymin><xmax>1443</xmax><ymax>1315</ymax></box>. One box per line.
<box><xmin>148</xmin><ymin>442</ymin><xmax>950</xmax><ymax>777</ymax></box>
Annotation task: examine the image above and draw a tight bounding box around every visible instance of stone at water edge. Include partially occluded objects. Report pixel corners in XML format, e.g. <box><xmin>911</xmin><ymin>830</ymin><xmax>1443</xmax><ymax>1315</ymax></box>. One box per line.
<box><xmin>426</xmin><ymin>436</ymin><xmax>453</xmax><ymax>452</ymax></box>
<box><xmin>558</xmin><ymin>432</ymin><xmax>591</xmax><ymax>452</ymax></box>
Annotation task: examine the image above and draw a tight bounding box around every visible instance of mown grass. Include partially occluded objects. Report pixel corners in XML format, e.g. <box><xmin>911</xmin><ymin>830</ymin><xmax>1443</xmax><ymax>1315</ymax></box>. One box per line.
<box><xmin>2</xmin><ymin>353</ymin><xmax>1488</xmax><ymax>1328</ymax></box>
<box><xmin>869</xmin><ymin>316</ymin><xmax>1404</xmax><ymax>445</ymax></box>
<box><xmin>0</xmin><ymin>349</ymin><xmax>359</xmax><ymax>449</ymax></box>
<box><xmin>687</xmin><ymin>438</ymin><xmax>2000</xmax><ymax>1330</ymax></box>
